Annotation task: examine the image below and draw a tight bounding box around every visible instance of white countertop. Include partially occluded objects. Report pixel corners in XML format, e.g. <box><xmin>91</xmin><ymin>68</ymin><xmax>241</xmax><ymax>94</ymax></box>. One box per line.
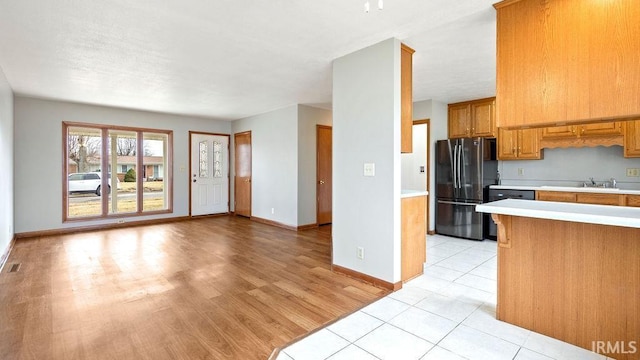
<box><xmin>476</xmin><ymin>199</ymin><xmax>640</xmax><ymax>228</ymax></box>
<box><xmin>490</xmin><ymin>185</ymin><xmax>640</xmax><ymax>195</ymax></box>
<box><xmin>401</xmin><ymin>189</ymin><xmax>428</xmax><ymax>198</ymax></box>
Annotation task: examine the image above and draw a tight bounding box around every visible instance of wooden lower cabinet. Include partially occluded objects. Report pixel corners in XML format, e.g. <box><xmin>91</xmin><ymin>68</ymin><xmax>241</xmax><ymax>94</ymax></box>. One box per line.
<box><xmin>575</xmin><ymin>193</ymin><xmax>625</xmax><ymax>206</ymax></box>
<box><xmin>626</xmin><ymin>195</ymin><xmax>640</xmax><ymax>207</ymax></box>
<box><xmin>536</xmin><ymin>191</ymin><xmax>576</xmax><ymax>203</ymax></box>
<box><xmin>401</xmin><ymin>195</ymin><xmax>426</xmax><ymax>282</ymax></box>
<box><xmin>494</xmin><ymin>214</ymin><xmax>640</xmax><ymax>360</ymax></box>
<box><xmin>537</xmin><ymin>191</ymin><xmax>632</xmax><ymax>206</ymax></box>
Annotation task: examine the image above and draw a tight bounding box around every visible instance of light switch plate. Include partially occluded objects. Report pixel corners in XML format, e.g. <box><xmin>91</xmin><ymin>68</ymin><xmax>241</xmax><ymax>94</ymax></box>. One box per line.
<box><xmin>363</xmin><ymin>163</ymin><xmax>375</xmax><ymax>177</ymax></box>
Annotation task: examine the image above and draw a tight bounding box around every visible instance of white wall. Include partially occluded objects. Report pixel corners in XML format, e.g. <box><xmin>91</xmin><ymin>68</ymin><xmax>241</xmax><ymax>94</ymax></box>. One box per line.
<box><xmin>333</xmin><ymin>38</ymin><xmax>402</xmax><ymax>283</ymax></box>
<box><xmin>500</xmin><ymin>146</ymin><xmax>640</xmax><ymax>189</ymax></box>
<box><xmin>414</xmin><ymin>99</ymin><xmax>447</xmax><ymax>231</ymax></box>
<box><xmin>0</xmin><ymin>66</ymin><xmax>13</xmax><ymax>259</ymax></box>
<box><xmin>401</xmin><ymin>123</ymin><xmax>427</xmax><ymax>191</ymax></box>
<box><xmin>13</xmin><ymin>97</ymin><xmax>231</xmax><ymax>233</ymax></box>
<box><xmin>231</xmin><ymin>105</ymin><xmax>299</xmax><ymax>226</ymax></box>
<box><xmin>297</xmin><ymin>105</ymin><xmax>332</xmax><ymax>226</ymax></box>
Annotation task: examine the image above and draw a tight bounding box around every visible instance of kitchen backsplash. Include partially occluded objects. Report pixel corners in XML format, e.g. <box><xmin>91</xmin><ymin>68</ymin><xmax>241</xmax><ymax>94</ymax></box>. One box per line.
<box><xmin>499</xmin><ymin>146</ymin><xmax>640</xmax><ymax>190</ymax></box>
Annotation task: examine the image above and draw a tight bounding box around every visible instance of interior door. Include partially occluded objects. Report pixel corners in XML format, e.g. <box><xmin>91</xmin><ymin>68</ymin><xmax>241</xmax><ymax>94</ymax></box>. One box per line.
<box><xmin>317</xmin><ymin>125</ymin><xmax>332</xmax><ymax>225</ymax></box>
<box><xmin>234</xmin><ymin>131</ymin><xmax>252</xmax><ymax>218</ymax></box>
<box><xmin>190</xmin><ymin>133</ymin><xmax>229</xmax><ymax>216</ymax></box>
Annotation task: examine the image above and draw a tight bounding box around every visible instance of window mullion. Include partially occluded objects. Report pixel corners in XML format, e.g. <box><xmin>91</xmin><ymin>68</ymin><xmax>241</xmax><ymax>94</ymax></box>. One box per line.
<box><xmin>137</xmin><ymin>131</ymin><xmax>144</xmax><ymax>214</ymax></box>
<box><xmin>101</xmin><ymin>128</ymin><xmax>109</xmax><ymax>216</ymax></box>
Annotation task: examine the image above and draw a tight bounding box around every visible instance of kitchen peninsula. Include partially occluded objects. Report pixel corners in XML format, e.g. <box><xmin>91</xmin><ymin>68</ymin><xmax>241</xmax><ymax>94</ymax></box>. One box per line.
<box><xmin>476</xmin><ymin>199</ymin><xmax>640</xmax><ymax>360</ymax></box>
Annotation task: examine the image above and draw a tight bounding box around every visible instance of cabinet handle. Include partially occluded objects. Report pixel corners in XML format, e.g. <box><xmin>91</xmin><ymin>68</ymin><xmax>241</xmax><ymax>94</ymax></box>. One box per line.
<box><xmin>581</xmin><ymin>128</ymin><xmax>585</xmax><ymax>134</ymax></box>
<box><xmin>571</xmin><ymin>127</ymin><xmax>576</xmax><ymax>134</ymax></box>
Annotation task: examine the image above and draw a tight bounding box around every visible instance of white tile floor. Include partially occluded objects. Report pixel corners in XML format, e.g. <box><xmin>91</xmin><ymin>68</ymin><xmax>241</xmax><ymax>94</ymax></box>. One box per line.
<box><xmin>276</xmin><ymin>234</ymin><xmax>612</xmax><ymax>360</ymax></box>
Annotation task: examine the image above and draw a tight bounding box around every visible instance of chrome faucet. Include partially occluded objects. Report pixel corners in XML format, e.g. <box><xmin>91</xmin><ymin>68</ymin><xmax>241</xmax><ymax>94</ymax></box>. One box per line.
<box><xmin>590</xmin><ymin>177</ymin><xmax>596</xmax><ymax>186</ymax></box>
<box><xmin>610</xmin><ymin>178</ymin><xmax>617</xmax><ymax>188</ymax></box>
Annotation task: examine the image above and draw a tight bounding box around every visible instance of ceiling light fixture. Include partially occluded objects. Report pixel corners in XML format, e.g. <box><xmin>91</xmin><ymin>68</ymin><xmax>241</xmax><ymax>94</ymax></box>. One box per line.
<box><xmin>364</xmin><ymin>0</ymin><xmax>383</xmax><ymax>13</ymax></box>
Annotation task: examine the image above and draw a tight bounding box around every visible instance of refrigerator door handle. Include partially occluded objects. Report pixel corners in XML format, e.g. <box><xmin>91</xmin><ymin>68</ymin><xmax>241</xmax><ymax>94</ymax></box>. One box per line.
<box><xmin>456</xmin><ymin>143</ymin><xmax>462</xmax><ymax>189</ymax></box>
<box><xmin>452</xmin><ymin>144</ymin><xmax>457</xmax><ymax>189</ymax></box>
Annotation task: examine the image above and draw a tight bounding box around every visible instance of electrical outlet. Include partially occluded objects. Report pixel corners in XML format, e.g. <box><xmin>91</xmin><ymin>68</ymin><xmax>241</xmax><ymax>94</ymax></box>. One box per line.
<box><xmin>117</xmin><ymin>219</ymin><xmax>125</xmax><ymax>224</ymax></box>
<box><xmin>626</xmin><ymin>168</ymin><xmax>640</xmax><ymax>177</ymax></box>
<box><xmin>357</xmin><ymin>247</ymin><xmax>365</xmax><ymax>260</ymax></box>
<box><xmin>271</xmin><ymin>208</ymin><xmax>275</xmax><ymax>214</ymax></box>
<box><xmin>517</xmin><ymin>168</ymin><xmax>525</xmax><ymax>176</ymax></box>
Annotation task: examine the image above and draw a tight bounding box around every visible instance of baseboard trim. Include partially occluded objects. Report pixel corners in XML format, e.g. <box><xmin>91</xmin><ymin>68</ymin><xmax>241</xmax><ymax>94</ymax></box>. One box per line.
<box><xmin>15</xmin><ymin>216</ymin><xmax>191</xmax><ymax>239</ymax></box>
<box><xmin>250</xmin><ymin>216</ymin><xmax>297</xmax><ymax>231</ymax></box>
<box><xmin>0</xmin><ymin>235</ymin><xmax>16</xmax><ymax>273</ymax></box>
<box><xmin>427</xmin><ymin>230</ymin><xmax>436</xmax><ymax>235</ymax></box>
<box><xmin>332</xmin><ymin>264</ymin><xmax>402</xmax><ymax>291</ymax></box>
<box><xmin>297</xmin><ymin>223</ymin><xmax>318</xmax><ymax>231</ymax></box>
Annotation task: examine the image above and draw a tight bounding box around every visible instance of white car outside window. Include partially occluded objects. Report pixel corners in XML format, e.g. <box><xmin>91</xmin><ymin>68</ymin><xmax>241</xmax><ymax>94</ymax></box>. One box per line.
<box><xmin>68</xmin><ymin>172</ymin><xmax>119</xmax><ymax>196</ymax></box>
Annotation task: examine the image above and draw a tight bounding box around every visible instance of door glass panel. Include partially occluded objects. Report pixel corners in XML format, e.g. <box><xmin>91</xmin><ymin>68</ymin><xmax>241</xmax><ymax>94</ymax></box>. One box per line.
<box><xmin>199</xmin><ymin>140</ymin><xmax>208</xmax><ymax>178</ymax></box>
<box><xmin>213</xmin><ymin>141</ymin><xmax>222</xmax><ymax>178</ymax></box>
<box><xmin>108</xmin><ymin>130</ymin><xmax>137</xmax><ymax>214</ymax></box>
<box><xmin>67</xmin><ymin>126</ymin><xmax>102</xmax><ymax>218</ymax></box>
<box><xmin>143</xmin><ymin>133</ymin><xmax>168</xmax><ymax>212</ymax></box>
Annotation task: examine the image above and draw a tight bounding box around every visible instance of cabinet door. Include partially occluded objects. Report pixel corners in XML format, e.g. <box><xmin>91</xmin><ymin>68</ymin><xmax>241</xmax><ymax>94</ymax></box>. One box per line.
<box><xmin>541</xmin><ymin>125</ymin><xmax>576</xmax><ymax>139</ymax></box>
<box><xmin>576</xmin><ymin>193</ymin><xmax>624</xmax><ymax>206</ymax></box>
<box><xmin>496</xmin><ymin>0</ymin><xmax>640</xmax><ymax>127</ymax></box>
<box><xmin>579</xmin><ymin>122</ymin><xmax>623</xmax><ymax>137</ymax></box>
<box><xmin>536</xmin><ymin>191</ymin><xmax>576</xmax><ymax>203</ymax></box>
<box><xmin>517</xmin><ymin>128</ymin><xmax>542</xmax><ymax>159</ymax></box>
<box><xmin>448</xmin><ymin>104</ymin><xmax>470</xmax><ymax>138</ymax></box>
<box><xmin>626</xmin><ymin>195</ymin><xmax>640</xmax><ymax>207</ymax></box>
<box><xmin>471</xmin><ymin>99</ymin><xmax>496</xmax><ymax>137</ymax></box>
<box><xmin>401</xmin><ymin>44</ymin><xmax>414</xmax><ymax>153</ymax></box>
<box><xmin>625</xmin><ymin>120</ymin><xmax>640</xmax><ymax>157</ymax></box>
<box><xmin>497</xmin><ymin>128</ymin><xmax>517</xmax><ymax>160</ymax></box>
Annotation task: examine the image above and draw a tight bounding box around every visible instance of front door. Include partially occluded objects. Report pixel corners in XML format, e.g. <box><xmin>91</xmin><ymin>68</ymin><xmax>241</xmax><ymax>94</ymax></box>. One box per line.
<box><xmin>190</xmin><ymin>133</ymin><xmax>229</xmax><ymax>216</ymax></box>
<box><xmin>234</xmin><ymin>131</ymin><xmax>252</xmax><ymax>218</ymax></box>
<box><xmin>317</xmin><ymin>126</ymin><xmax>332</xmax><ymax>225</ymax></box>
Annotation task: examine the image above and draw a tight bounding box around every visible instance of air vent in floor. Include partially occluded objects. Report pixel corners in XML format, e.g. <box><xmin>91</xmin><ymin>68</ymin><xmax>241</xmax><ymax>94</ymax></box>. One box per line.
<box><xmin>8</xmin><ymin>263</ymin><xmax>21</xmax><ymax>273</ymax></box>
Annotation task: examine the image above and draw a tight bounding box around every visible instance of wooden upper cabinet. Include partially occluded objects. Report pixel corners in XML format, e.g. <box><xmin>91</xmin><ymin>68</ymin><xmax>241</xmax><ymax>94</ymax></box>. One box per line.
<box><xmin>497</xmin><ymin>129</ymin><xmax>543</xmax><ymax>160</ymax></box>
<box><xmin>497</xmin><ymin>128</ymin><xmax>517</xmax><ymax>160</ymax></box>
<box><xmin>448</xmin><ymin>98</ymin><xmax>496</xmax><ymax>138</ymax></box>
<box><xmin>448</xmin><ymin>103</ymin><xmax>471</xmax><ymax>138</ymax></box>
<box><xmin>495</xmin><ymin>0</ymin><xmax>640</xmax><ymax>127</ymax></box>
<box><xmin>542</xmin><ymin>122</ymin><xmax>623</xmax><ymax>140</ymax></box>
<box><xmin>497</xmin><ymin>128</ymin><xmax>542</xmax><ymax>160</ymax></box>
<box><xmin>624</xmin><ymin>120</ymin><xmax>640</xmax><ymax>158</ymax></box>
<box><xmin>401</xmin><ymin>43</ymin><xmax>414</xmax><ymax>153</ymax></box>
<box><xmin>580</xmin><ymin>122</ymin><xmax>623</xmax><ymax>137</ymax></box>
<box><xmin>471</xmin><ymin>99</ymin><xmax>496</xmax><ymax>137</ymax></box>
<box><xmin>518</xmin><ymin>128</ymin><xmax>541</xmax><ymax>159</ymax></box>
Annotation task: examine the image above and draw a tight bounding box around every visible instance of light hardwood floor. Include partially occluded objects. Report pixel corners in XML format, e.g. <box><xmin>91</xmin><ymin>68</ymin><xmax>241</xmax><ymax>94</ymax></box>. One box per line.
<box><xmin>0</xmin><ymin>216</ymin><xmax>388</xmax><ymax>359</ymax></box>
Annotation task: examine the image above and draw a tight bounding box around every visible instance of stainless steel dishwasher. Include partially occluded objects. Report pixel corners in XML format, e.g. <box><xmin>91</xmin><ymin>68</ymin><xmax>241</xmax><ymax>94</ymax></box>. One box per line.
<box><xmin>486</xmin><ymin>188</ymin><xmax>536</xmax><ymax>240</ymax></box>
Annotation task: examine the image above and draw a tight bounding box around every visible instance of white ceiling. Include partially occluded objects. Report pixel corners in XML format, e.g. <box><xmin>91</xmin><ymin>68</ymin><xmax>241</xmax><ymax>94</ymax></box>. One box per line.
<box><xmin>0</xmin><ymin>0</ymin><xmax>497</xmax><ymax>121</ymax></box>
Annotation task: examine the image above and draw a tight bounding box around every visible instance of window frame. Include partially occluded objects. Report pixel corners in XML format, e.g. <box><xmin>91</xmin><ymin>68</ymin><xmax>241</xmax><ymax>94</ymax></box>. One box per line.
<box><xmin>62</xmin><ymin>121</ymin><xmax>173</xmax><ymax>222</ymax></box>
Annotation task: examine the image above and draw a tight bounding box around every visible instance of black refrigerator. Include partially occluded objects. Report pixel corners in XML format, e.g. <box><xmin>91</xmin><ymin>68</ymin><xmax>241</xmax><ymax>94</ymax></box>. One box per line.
<box><xmin>435</xmin><ymin>138</ymin><xmax>498</xmax><ymax>240</ymax></box>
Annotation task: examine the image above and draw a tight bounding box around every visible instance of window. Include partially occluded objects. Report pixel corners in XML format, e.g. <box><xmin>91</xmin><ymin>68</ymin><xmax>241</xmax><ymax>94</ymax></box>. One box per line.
<box><xmin>63</xmin><ymin>122</ymin><xmax>173</xmax><ymax>221</ymax></box>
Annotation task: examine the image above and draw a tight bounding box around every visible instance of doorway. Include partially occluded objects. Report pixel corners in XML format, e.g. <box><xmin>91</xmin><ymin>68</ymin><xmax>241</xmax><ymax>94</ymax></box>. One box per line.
<box><xmin>317</xmin><ymin>125</ymin><xmax>332</xmax><ymax>225</ymax></box>
<box><xmin>234</xmin><ymin>131</ymin><xmax>252</xmax><ymax>218</ymax></box>
<box><xmin>401</xmin><ymin>120</ymin><xmax>430</xmax><ymax>231</ymax></box>
<box><xmin>189</xmin><ymin>132</ymin><xmax>230</xmax><ymax>216</ymax></box>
